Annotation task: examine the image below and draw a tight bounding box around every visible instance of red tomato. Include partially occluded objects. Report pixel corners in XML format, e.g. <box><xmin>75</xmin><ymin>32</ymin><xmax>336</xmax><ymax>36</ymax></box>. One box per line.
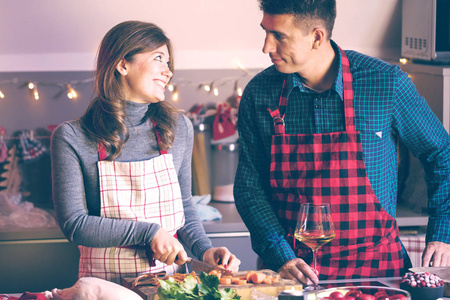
<box><xmin>345</xmin><ymin>290</ymin><xmax>362</xmax><ymax>297</ymax></box>
<box><xmin>374</xmin><ymin>291</ymin><xmax>388</xmax><ymax>298</ymax></box>
<box><xmin>356</xmin><ymin>294</ymin><xmax>376</xmax><ymax>300</ymax></box>
<box><xmin>389</xmin><ymin>295</ymin><xmax>408</xmax><ymax>300</ymax></box>
<box><xmin>329</xmin><ymin>291</ymin><xmax>345</xmax><ymax>299</ymax></box>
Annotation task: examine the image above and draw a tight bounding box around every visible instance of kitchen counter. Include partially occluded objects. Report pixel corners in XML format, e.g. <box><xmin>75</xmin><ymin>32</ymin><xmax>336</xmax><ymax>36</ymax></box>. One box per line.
<box><xmin>0</xmin><ymin>202</ymin><xmax>428</xmax><ymax>242</ymax></box>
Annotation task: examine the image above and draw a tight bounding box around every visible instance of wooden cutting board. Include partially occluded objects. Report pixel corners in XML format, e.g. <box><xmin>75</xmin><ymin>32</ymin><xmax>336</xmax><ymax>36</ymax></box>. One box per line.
<box><xmin>410</xmin><ymin>267</ymin><xmax>450</xmax><ymax>297</ymax></box>
<box><xmin>122</xmin><ymin>269</ymin><xmax>303</xmax><ymax>300</ymax></box>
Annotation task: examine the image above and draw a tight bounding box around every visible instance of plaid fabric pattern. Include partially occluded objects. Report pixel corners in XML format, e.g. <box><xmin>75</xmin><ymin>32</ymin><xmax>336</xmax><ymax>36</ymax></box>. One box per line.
<box><xmin>267</xmin><ymin>48</ymin><xmax>403</xmax><ymax>279</ymax></box>
<box><xmin>400</xmin><ymin>234</ymin><xmax>426</xmax><ymax>267</ymax></box>
<box><xmin>78</xmin><ymin>131</ymin><xmax>185</xmax><ymax>283</ymax></box>
<box><xmin>234</xmin><ymin>40</ymin><xmax>450</xmax><ymax>271</ymax></box>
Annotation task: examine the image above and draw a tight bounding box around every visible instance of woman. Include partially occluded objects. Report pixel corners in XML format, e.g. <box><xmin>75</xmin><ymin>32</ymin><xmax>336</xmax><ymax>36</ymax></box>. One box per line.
<box><xmin>51</xmin><ymin>20</ymin><xmax>240</xmax><ymax>284</ymax></box>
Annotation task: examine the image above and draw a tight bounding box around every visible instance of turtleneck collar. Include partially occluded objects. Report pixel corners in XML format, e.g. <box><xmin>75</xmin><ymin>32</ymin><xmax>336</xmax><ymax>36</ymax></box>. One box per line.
<box><xmin>124</xmin><ymin>100</ymin><xmax>150</xmax><ymax>126</ymax></box>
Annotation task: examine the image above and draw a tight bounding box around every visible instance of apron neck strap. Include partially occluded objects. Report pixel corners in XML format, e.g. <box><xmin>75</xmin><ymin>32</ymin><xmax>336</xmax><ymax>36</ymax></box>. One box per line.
<box><xmin>151</xmin><ymin>120</ymin><xmax>168</xmax><ymax>155</ymax></box>
<box><xmin>97</xmin><ymin>142</ymin><xmax>107</xmax><ymax>161</ymax></box>
<box><xmin>339</xmin><ymin>47</ymin><xmax>356</xmax><ymax>132</ymax></box>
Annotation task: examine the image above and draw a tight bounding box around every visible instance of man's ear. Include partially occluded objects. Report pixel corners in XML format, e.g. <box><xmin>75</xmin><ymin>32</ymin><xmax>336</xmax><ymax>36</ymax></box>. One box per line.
<box><xmin>116</xmin><ymin>58</ymin><xmax>128</xmax><ymax>76</ymax></box>
<box><xmin>312</xmin><ymin>27</ymin><xmax>326</xmax><ymax>50</ymax></box>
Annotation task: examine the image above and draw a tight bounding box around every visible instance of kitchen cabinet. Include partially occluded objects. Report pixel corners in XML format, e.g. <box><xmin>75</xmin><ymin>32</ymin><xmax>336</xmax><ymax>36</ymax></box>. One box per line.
<box><xmin>0</xmin><ymin>228</ymin><xmax>79</xmax><ymax>293</ymax></box>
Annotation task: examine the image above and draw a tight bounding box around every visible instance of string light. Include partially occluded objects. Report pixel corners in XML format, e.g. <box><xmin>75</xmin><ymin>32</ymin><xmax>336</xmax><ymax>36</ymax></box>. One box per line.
<box><xmin>203</xmin><ymin>83</ymin><xmax>211</xmax><ymax>92</ymax></box>
<box><xmin>0</xmin><ymin>67</ymin><xmax>256</xmax><ymax>102</ymax></box>
<box><xmin>171</xmin><ymin>86</ymin><xmax>179</xmax><ymax>102</ymax></box>
<box><xmin>399</xmin><ymin>58</ymin><xmax>408</xmax><ymax>65</ymax></box>
<box><xmin>66</xmin><ymin>84</ymin><xmax>78</xmax><ymax>99</ymax></box>
<box><xmin>234</xmin><ymin>80</ymin><xmax>243</xmax><ymax>96</ymax></box>
<box><xmin>28</xmin><ymin>82</ymin><xmax>39</xmax><ymax>100</ymax></box>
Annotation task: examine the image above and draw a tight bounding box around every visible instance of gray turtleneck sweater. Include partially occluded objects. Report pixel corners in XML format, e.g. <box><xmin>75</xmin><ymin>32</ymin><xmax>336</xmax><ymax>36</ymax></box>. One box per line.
<box><xmin>50</xmin><ymin>100</ymin><xmax>212</xmax><ymax>260</ymax></box>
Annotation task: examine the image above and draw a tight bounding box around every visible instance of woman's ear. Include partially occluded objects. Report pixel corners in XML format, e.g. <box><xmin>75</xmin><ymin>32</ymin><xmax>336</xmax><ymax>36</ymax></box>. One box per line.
<box><xmin>116</xmin><ymin>59</ymin><xmax>128</xmax><ymax>76</ymax></box>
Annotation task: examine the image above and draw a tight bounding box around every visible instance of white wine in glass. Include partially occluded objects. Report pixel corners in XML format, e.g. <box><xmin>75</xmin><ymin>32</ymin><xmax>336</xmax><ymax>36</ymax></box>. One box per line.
<box><xmin>294</xmin><ymin>203</ymin><xmax>335</xmax><ymax>290</ymax></box>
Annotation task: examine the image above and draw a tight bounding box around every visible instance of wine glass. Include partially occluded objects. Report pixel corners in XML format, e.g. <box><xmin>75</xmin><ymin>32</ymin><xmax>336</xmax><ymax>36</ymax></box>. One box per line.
<box><xmin>294</xmin><ymin>203</ymin><xmax>335</xmax><ymax>290</ymax></box>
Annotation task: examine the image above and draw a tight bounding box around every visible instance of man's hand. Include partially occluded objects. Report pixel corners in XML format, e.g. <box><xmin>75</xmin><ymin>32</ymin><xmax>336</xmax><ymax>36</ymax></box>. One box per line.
<box><xmin>422</xmin><ymin>241</ymin><xmax>450</xmax><ymax>267</ymax></box>
<box><xmin>277</xmin><ymin>258</ymin><xmax>318</xmax><ymax>285</ymax></box>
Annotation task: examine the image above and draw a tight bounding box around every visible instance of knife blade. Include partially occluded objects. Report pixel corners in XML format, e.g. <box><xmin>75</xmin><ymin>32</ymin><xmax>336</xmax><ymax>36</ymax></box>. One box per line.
<box><xmin>186</xmin><ymin>257</ymin><xmax>233</xmax><ymax>276</ymax></box>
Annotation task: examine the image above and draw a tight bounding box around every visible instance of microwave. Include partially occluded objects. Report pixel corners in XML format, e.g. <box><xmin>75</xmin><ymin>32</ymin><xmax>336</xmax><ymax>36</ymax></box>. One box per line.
<box><xmin>401</xmin><ymin>0</ymin><xmax>450</xmax><ymax>62</ymax></box>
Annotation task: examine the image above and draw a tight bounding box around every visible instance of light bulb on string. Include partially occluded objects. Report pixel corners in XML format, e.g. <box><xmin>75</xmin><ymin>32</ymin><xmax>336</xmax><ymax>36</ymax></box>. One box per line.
<box><xmin>203</xmin><ymin>83</ymin><xmax>211</xmax><ymax>92</ymax></box>
<box><xmin>213</xmin><ymin>87</ymin><xmax>219</xmax><ymax>96</ymax></box>
<box><xmin>0</xmin><ymin>90</ymin><xmax>4</xmax><ymax>99</ymax></box>
<box><xmin>171</xmin><ymin>86</ymin><xmax>179</xmax><ymax>102</ymax></box>
<box><xmin>234</xmin><ymin>80</ymin><xmax>243</xmax><ymax>96</ymax></box>
<box><xmin>167</xmin><ymin>83</ymin><xmax>174</xmax><ymax>92</ymax></box>
<box><xmin>66</xmin><ymin>84</ymin><xmax>78</xmax><ymax>99</ymax></box>
<box><xmin>28</xmin><ymin>82</ymin><xmax>39</xmax><ymax>100</ymax></box>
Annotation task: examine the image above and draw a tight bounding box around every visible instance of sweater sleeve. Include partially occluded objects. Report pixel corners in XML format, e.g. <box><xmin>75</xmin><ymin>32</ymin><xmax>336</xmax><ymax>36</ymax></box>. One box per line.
<box><xmin>175</xmin><ymin>115</ymin><xmax>213</xmax><ymax>260</ymax></box>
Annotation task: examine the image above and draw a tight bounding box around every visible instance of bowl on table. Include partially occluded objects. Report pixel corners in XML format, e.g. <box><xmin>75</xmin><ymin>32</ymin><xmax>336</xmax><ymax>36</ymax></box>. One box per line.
<box><xmin>305</xmin><ymin>286</ymin><xmax>411</xmax><ymax>300</ymax></box>
<box><xmin>400</xmin><ymin>271</ymin><xmax>445</xmax><ymax>300</ymax></box>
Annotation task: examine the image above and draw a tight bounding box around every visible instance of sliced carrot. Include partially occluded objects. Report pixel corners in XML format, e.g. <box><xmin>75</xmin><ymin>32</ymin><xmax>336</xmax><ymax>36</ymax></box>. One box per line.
<box><xmin>231</xmin><ymin>277</ymin><xmax>240</xmax><ymax>284</ymax></box>
<box><xmin>245</xmin><ymin>271</ymin><xmax>256</xmax><ymax>282</ymax></box>
<box><xmin>262</xmin><ymin>277</ymin><xmax>272</xmax><ymax>284</ymax></box>
<box><xmin>237</xmin><ymin>279</ymin><xmax>247</xmax><ymax>285</ymax></box>
<box><xmin>219</xmin><ymin>277</ymin><xmax>232</xmax><ymax>285</ymax></box>
<box><xmin>208</xmin><ymin>270</ymin><xmax>222</xmax><ymax>279</ymax></box>
<box><xmin>250</xmin><ymin>272</ymin><xmax>266</xmax><ymax>284</ymax></box>
<box><xmin>272</xmin><ymin>276</ymin><xmax>279</xmax><ymax>283</ymax></box>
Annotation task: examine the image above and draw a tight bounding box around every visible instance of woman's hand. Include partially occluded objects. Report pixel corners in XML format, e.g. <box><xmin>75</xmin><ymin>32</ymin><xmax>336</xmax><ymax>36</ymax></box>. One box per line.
<box><xmin>203</xmin><ymin>247</ymin><xmax>241</xmax><ymax>273</ymax></box>
<box><xmin>149</xmin><ymin>228</ymin><xmax>187</xmax><ymax>266</ymax></box>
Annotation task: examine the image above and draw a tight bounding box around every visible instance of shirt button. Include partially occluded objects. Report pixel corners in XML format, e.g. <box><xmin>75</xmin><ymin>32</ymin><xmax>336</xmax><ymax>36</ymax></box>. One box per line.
<box><xmin>315</xmin><ymin>105</ymin><xmax>321</xmax><ymax>109</ymax></box>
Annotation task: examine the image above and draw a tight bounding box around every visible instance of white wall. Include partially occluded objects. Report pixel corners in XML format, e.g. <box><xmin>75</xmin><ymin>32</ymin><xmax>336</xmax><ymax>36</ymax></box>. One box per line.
<box><xmin>0</xmin><ymin>0</ymin><xmax>401</xmax><ymax>72</ymax></box>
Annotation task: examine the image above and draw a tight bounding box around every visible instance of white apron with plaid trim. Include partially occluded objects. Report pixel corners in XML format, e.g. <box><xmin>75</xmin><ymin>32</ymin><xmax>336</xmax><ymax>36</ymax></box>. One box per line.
<box><xmin>78</xmin><ymin>137</ymin><xmax>185</xmax><ymax>283</ymax></box>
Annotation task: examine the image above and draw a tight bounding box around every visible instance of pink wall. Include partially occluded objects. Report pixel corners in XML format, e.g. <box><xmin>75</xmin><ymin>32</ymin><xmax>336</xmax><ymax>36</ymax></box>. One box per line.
<box><xmin>0</xmin><ymin>0</ymin><xmax>401</xmax><ymax>72</ymax></box>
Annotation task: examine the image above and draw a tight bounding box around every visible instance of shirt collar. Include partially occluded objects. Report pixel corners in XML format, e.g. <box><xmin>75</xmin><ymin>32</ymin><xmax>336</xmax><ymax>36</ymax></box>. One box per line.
<box><xmin>284</xmin><ymin>39</ymin><xmax>345</xmax><ymax>101</ymax></box>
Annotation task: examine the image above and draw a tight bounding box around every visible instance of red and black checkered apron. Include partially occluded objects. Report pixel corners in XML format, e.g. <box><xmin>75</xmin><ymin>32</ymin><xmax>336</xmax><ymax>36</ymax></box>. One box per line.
<box><xmin>267</xmin><ymin>48</ymin><xmax>404</xmax><ymax>279</ymax></box>
<box><xmin>78</xmin><ymin>122</ymin><xmax>185</xmax><ymax>283</ymax></box>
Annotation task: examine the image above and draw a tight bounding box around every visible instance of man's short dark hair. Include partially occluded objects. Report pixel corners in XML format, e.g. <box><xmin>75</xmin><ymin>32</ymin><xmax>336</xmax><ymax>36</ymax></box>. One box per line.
<box><xmin>258</xmin><ymin>0</ymin><xmax>336</xmax><ymax>38</ymax></box>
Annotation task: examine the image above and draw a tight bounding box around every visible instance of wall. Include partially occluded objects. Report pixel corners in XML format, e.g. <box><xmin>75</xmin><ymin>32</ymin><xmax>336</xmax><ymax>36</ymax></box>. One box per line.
<box><xmin>0</xmin><ymin>0</ymin><xmax>402</xmax><ymax>72</ymax></box>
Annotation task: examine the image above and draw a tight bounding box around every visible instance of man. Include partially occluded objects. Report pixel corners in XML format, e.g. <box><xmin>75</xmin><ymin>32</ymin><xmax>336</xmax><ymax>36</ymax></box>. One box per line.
<box><xmin>234</xmin><ymin>0</ymin><xmax>450</xmax><ymax>285</ymax></box>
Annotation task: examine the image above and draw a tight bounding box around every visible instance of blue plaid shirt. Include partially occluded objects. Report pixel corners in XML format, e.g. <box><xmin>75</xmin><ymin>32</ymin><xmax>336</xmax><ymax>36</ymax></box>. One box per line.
<box><xmin>234</xmin><ymin>40</ymin><xmax>450</xmax><ymax>271</ymax></box>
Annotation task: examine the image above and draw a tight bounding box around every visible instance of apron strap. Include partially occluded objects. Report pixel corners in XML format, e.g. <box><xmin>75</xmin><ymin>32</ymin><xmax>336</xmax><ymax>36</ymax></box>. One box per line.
<box><xmin>339</xmin><ymin>47</ymin><xmax>356</xmax><ymax>132</ymax></box>
<box><xmin>151</xmin><ymin>120</ymin><xmax>168</xmax><ymax>155</ymax></box>
<box><xmin>267</xmin><ymin>79</ymin><xmax>288</xmax><ymax>135</ymax></box>
<box><xmin>97</xmin><ymin>141</ymin><xmax>107</xmax><ymax>161</ymax></box>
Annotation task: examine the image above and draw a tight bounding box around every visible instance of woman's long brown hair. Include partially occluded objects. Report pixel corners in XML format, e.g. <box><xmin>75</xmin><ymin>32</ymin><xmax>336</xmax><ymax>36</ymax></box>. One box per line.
<box><xmin>80</xmin><ymin>21</ymin><xmax>179</xmax><ymax>160</ymax></box>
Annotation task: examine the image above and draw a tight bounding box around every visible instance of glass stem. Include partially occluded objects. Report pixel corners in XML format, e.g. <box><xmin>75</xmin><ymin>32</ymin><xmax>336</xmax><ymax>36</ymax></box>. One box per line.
<box><xmin>312</xmin><ymin>248</ymin><xmax>317</xmax><ymax>271</ymax></box>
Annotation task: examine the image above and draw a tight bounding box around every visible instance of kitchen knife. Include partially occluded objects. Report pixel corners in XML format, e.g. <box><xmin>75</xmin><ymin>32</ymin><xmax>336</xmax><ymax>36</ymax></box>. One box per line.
<box><xmin>186</xmin><ymin>257</ymin><xmax>233</xmax><ymax>276</ymax></box>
